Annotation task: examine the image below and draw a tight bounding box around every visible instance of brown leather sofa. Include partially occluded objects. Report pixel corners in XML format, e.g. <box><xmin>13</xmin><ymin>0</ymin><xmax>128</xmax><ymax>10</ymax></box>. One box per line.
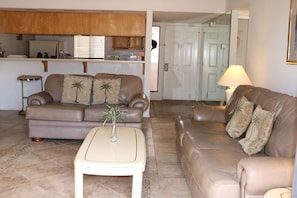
<box><xmin>26</xmin><ymin>73</ymin><xmax>149</xmax><ymax>141</ymax></box>
<box><xmin>175</xmin><ymin>85</ymin><xmax>297</xmax><ymax>198</ymax></box>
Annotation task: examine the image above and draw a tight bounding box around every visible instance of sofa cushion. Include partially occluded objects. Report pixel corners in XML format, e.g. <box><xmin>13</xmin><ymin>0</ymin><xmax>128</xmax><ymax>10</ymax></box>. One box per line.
<box><xmin>44</xmin><ymin>74</ymin><xmax>64</xmax><ymax>102</ymax></box>
<box><xmin>226</xmin><ymin>96</ymin><xmax>254</xmax><ymax>138</ymax></box>
<box><xmin>26</xmin><ymin>103</ymin><xmax>85</xmax><ymax>122</ymax></box>
<box><xmin>61</xmin><ymin>75</ymin><xmax>93</xmax><ymax>105</ymax></box>
<box><xmin>178</xmin><ymin>120</ymin><xmax>242</xmax><ymax>162</ymax></box>
<box><xmin>92</xmin><ymin>78</ymin><xmax>121</xmax><ymax>104</ymax></box>
<box><xmin>239</xmin><ymin>105</ymin><xmax>275</xmax><ymax>155</ymax></box>
<box><xmin>190</xmin><ymin>149</ymin><xmax>248</xmax><ymax>198</ymax></box>
<box><xmin>95</xmin><ymin>73</ymin><xmax>143</xmax><ymax>105</ymax></box>
<box><xmin>84</xmin><ymin>104</ymin><xmax>143</xmax><ymax>123</ymax></box>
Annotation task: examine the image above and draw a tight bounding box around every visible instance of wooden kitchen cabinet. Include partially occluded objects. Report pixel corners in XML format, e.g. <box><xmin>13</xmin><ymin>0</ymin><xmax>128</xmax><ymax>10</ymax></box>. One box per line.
<box><xmin>0</xmin><ymin>10</ymin><xmax>145</xmax><ymax>36</ymax></box>
<box><xmin>0</xmin><ymin>11</ymin><xmax>89</xmax><ymax>35</ymax></box>
<box><xmin>52</xmin><ymin>12</ymin><xmax>89</xmax><ymax>35</ymax></box>
<box><xmin>0</xmin><ymin>11</ymin><xmax>52</xmax><ymax>34</ymax></box>
<box><xmin>113</xmin><ymin>37</ymin><xmax>144</xmax><ymax>50</ymax></box>
<box><xmin>90</xmin><ymin>13</ymin><xmax>146</xmax><ymax>36</ymax></box>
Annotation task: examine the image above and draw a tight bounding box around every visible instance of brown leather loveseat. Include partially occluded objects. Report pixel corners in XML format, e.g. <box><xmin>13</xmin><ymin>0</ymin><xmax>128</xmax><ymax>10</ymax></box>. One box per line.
<box><xmin>175</xmin><ymin>85</ymin><xmax>297</xmax><ymax>198</ymax></box>
<box><xmin>26</xmin><ymin>73</ymin><xmax>149</xmax><ymax>141</ymax></box>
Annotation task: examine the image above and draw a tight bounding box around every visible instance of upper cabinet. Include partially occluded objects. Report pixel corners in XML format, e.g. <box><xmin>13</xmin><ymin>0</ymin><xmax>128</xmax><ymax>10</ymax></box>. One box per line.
<box><xmin>90</xmin><ymin>13</ymin><xmax>146</xmax><ymax>36</ymax></box>
<box><xmin>113</xmin><ymin>37</ymin><xmax>144</xmax><ymax>50</ymax></box>
<box><xmin>54</xmin><ymin>13</ymin><xmax>90</xmax><ymax>35</ymax></box>
<box><xmin>0</xmin><ymin>10</ymin><xmax>146</xmax><ymax>36</ymax></box>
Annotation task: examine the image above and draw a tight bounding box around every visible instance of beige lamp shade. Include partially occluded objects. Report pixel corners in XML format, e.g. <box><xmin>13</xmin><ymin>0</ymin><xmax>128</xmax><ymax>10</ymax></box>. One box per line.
<box><xmin>218</xmin><ymin>65</ymin><xmax>252</xmax><ymax>88</ymax></box>
<box><xmin>218</xmin><ymin>65</ymin><xmax>252</xmax><ymax>103</ymax></box>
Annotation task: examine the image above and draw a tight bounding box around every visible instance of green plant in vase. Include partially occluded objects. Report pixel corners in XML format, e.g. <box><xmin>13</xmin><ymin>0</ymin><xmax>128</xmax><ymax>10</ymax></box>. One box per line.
<box><xmin>102</xmin><ymin>104</ymin><xmax>123</xmax><ymax>142</ymax></box>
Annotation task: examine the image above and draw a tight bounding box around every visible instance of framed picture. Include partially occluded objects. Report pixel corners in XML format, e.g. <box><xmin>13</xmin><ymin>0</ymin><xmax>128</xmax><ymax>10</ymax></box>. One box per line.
<box><xmin>287</xmin><ymin>0</ymin><xmax>297</xmax><ymax>64</ymax></box>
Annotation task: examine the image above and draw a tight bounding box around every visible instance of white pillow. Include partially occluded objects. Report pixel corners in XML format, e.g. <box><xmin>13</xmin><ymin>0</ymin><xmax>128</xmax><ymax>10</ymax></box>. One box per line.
<box><xmin>226</xmin><ymin>96</ymin><xmax>254</xmax><ymax>138</ymax></box>
<box><xmin>92</xmin><ymin>78</ymin><xmax>121</xmax><ymax>104</ymax></box>
<box><xmin>61</xmin><ymin>75</ymin><xmax>93</xmax><ymax>105</ymax></box>
<box><xmin>239</xmin><ymin>105</ymin><xmax>275</xmax><ymax>155</ymax></box>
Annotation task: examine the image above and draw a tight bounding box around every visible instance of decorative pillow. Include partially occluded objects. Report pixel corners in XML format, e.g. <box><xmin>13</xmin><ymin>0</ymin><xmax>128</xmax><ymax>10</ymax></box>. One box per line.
<box><xmin>61</xmin><ymin>75</ymin><xmax>93</xmax><ymax>105</ymax></box>
<box><xmin>92</xmin><ymin>78</ymin><xmax>121</xmax><ymax>104</ymax></box>
<box><xmin>239</xmin><ymin>105</ymin><xmax>275</xmax><ymax>155</ymax></box>
<box><xmin>225</xmin><ymin>96</ymin><xmax>254</xmax><ymax>138</ymax></box>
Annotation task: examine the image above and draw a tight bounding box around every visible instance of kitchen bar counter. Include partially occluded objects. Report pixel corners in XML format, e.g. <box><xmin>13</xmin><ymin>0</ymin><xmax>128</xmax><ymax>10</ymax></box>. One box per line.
<box><xmin>1</xmin><ymin>57</ymin><xmax>145</xmax><ymax>64</ymax></box>
<box><xmin>1</xmin><ymin>58</ymin><xmax>145</xmax><ymax>73</ymax></box>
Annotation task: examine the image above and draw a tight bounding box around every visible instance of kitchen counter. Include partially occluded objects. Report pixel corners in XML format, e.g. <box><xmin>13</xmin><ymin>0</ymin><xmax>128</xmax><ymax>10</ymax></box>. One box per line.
<box><xmin>2</xmin><ymin>57</ymin><xmax>144</xmax><ymax>64</ymax></box>
<box><xmin>1</xmin><ymin>57</ymin><xmax>145</xmax><ymax>73</ymax></box>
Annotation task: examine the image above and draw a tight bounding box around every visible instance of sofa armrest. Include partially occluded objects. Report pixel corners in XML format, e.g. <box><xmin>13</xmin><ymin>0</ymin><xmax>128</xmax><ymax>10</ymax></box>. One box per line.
<box><xmin>128</xmin><ymin>93</ymin><xmax>149</xmax><ymax>111</ymax></box>
<box><xmin>27</xmin><ymin>91</ymin><xmax>53</xmax><ymax>105</ymax></box>
<box><xmin>237</xmin><ymin>157</ymin><xmax>294</xmax><ymax>196</ymax></box>
<box><xmin>192</xmin><ymin>105</ymin><xmax>226</xmax><ymax>122</ymax></box>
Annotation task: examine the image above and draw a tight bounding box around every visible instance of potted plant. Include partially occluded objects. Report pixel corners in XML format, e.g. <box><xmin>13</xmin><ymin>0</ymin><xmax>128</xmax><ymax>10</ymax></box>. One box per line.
<box><xmin>102</xmin><ymin>104</ymin><xmax>123</xmax><ymax>142</ymax></box>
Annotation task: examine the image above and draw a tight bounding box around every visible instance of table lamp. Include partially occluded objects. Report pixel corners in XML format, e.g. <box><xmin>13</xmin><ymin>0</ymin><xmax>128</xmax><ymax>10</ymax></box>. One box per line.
<box><xmin>217</xmin><ymin>65</ymin><xmax>252</xmax><ymax>103</ymax></box>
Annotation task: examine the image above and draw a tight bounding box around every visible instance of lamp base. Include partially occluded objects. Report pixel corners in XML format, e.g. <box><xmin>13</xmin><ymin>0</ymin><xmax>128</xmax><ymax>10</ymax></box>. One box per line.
<box><xmin>226</xmin><ymin>87</ymin><xmax>236</xmax><ymax>104</ymax></box>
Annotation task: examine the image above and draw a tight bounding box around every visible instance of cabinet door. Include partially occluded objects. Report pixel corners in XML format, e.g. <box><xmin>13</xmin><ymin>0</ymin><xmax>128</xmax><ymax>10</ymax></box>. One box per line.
<box><xmin>53</xmin><ymin>13</ymin><xmax>89</xmax><ymax>35</ymax></box>
<box><xmin>0</xmin><ymin>11</ymin><xmax>89</xmax><ymax>35</ymax></box>
<box><xmin>112</xmin><ymin>37</ymin><xmax>145</xmax><ymax>50</ymax></box>
<box><xmin>90</xmin><ymin>13</ymin><xmax>146</xmax><ymax>36</ymax></box>
<box><xmin>112</xmin><ymin>37</ymin><xmax>130</xmax><ymax>49</ymax></box>
<box><xmin>129</xmin><ymin>37</ymin><xmax>144</xmax><ymax>49</ymax></box>
<box><xmin>0</xmin><ymin>11</ymin><xmax>54</xmax><ymax>34</ymax></box>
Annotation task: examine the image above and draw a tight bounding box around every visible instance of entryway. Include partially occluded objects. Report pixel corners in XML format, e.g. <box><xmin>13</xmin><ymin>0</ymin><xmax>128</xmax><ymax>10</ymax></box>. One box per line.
<box><xmin>150</xmin><ymin>12</ymin><xmax>233</xmax><ymax>102</ymax></box>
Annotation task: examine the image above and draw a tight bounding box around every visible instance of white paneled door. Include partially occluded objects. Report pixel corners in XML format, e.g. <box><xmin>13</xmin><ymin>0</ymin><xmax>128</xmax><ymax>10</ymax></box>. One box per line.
<box><xmin>200</xmin><ymin>26</ymin><xmax>230</xmax><ymax>101</ymax></box>
<box><xmin>163</xmin><ymin>25</ymin><xmax>199</xmax><ymax>100</ymax></box>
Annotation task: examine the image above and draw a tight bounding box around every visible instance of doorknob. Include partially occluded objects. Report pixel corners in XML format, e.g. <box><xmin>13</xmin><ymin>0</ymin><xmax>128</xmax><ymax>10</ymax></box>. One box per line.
<box><xmin>164</xmin><ymin>63</ymin><xmax>169</xmax><ymax>71</ymax></box>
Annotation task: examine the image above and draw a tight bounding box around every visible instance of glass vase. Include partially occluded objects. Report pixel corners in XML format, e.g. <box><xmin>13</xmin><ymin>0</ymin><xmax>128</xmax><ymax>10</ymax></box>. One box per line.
<box><xmin>111</xmin><ymin>120</ymin><xmax>117</xmax><ymax>142</ymax></box>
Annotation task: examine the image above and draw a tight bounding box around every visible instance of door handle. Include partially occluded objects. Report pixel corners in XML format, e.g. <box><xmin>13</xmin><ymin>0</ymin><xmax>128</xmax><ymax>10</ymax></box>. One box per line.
<box><xmin>164</xmin><ymin>63</ymin><xmax>169</xmax><ymax>71</ymax></box>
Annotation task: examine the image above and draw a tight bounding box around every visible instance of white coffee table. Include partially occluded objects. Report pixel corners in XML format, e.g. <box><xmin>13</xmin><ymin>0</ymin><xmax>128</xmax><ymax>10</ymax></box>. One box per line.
<box><xmin>74</xmin><ymin>127</ymin><xmax>146</xmax><ymax>198</ymax></box>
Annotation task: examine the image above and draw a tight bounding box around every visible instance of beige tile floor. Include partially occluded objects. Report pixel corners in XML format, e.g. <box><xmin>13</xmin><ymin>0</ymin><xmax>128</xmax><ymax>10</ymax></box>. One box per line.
<box><xmin>0</xmin><ymin>100</ymin><xmax>197</xmax><ymax>198</ymax></box>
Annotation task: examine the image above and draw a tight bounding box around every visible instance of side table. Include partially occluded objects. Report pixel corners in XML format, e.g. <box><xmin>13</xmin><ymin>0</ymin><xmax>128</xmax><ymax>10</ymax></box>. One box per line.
<box><xmin>17</xmin><ymin>75</ymin><xmax>43</xmax><ymax>114</ymax></box>
<box><xmin>264</xmin><ymin>187</ymin><xmax>292</xmax><ymax>198</ymax></box>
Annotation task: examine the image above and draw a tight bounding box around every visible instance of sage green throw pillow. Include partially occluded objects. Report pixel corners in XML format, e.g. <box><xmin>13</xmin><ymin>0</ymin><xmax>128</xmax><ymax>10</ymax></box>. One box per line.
<box><xmin>226</xmin><ymin>96</ymin><xmax>254</xmax><ymax>138</ymax></box>
<box><xmin>92</xmin><ymin>78</ymin><xmax>121</xmax><ymax>104</ymax></box>
<box><xmin>239</xmin><ymin>105</ymin><xmax>275</xmax><ymax>155</ymax></box>
<box><xmin>61</xmin><ymin>75</ymin><xmax>93</xmax><ymax>105</ymax></box>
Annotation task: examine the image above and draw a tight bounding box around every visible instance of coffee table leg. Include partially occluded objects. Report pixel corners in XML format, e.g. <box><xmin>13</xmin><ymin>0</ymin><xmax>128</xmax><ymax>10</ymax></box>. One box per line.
<box><xmin>132</xmin><ymin>169</ymin><xmax>143</xmax><ymax>198</ymax></box>
<box><xmin>75</xmin><ymin>168</ymin><xmax>83</xmax><ymax>198</ymax></box>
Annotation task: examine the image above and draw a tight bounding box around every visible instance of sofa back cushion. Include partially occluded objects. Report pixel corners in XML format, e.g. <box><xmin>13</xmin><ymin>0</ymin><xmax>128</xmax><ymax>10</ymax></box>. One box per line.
<box><xmin>94</xmin><ymin>73</ymin><xmax>143</xmax><ymax>105</ymax></box>
<box><xmin>61</xmin><ymin>75</ymin><xmax>93</xmax><ymax>105</ymax></box>
<box><xmin>226</xmin><ymin>85</ymin><xmax>297</xmax><ymax>157</ymax></box>
<box><xmin>45</xmin><ymin>74</ymin><xmax>93</xmax><ymax>102</ymax></box>
<box><xmin>92</xmin><ymin>78</ymin><xmax>121</xmax><ymax>104</ymax></box>
<box><xmin>45</xmin><ymin>74</ymin><xmax>64</xmax><ymax>102</ymax></box>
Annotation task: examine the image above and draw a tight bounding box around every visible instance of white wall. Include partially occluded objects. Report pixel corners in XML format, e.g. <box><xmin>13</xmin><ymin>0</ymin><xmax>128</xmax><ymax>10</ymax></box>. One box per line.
<box><xmin>246</xmin><ymin>0</ymin><xmax>297</xmax><ymax>96</ymax></box>
<box><xmin>225</xmin><ymin>0</ymin><xmax>249</xmax><ymax>11</ymax></box>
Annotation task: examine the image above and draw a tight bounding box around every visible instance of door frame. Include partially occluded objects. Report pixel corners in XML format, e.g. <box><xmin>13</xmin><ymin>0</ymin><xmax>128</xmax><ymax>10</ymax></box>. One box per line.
<box><xmin>150</xmin><ymin>22</ymin><xmax>201</xmax><ymax>101</ymax></box>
